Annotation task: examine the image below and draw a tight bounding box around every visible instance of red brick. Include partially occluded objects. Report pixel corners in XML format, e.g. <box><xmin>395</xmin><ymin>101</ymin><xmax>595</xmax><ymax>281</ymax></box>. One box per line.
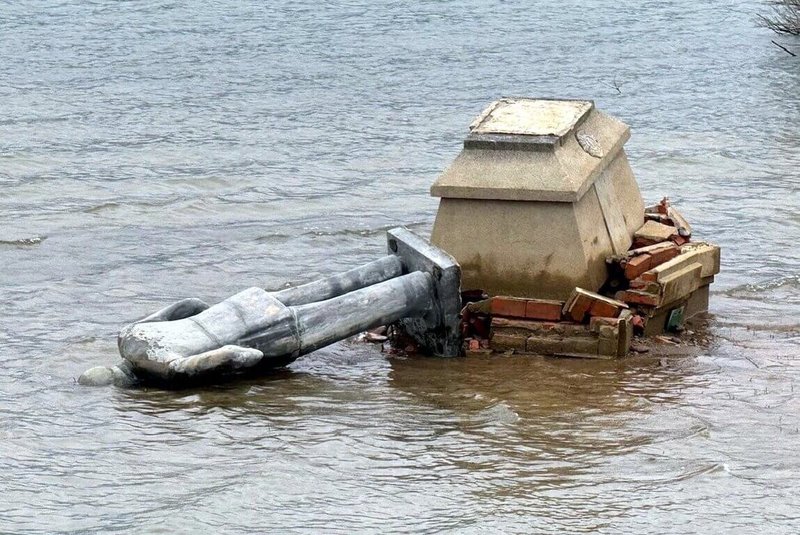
<box><xmin>648</xmin><ymin>245</ymin><xmax>680</xmax><ymax>268</ymax></box>
<box><xmin>590</xmin><ymin>299</ymin><xmax>625</xmax><ymax>318</ymax></box>
<box><xmin>524</xmin><ymin>299</ymin><xmax>564</xmax><ymax>321</ymax></box>
<box><xmin>623</xmin><ymin>253</ymin><xmax>653</xmax><ymax>280</ymax></box>
<box><xmin>563</xmin><ymin>295</ymin><xmax>593</xmax><ymax>323</ymax></box>
<box><xmin>490</xmin><ymin>296</ymin><xmax>527</xmax><ymax>318</ymax></box>
<box><xmin>657</xmin><ymin>197</ymin><xmax>670</xmax><ymax>215</ymax></box>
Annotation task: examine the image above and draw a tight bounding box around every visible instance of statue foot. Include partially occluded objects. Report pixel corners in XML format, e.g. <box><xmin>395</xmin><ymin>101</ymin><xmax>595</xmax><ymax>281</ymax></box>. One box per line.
<box><xmin>78</xmin><ymin>362</ymin><xmax>137</xmax><ymax>387</ymax></box>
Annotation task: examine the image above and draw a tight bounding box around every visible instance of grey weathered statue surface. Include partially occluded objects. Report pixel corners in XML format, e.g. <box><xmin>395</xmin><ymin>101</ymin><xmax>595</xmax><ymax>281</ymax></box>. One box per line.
<box><xmin>79</xmin><ymin>228</ymin><xmax>462</xmax><ymax>387</ymax></box>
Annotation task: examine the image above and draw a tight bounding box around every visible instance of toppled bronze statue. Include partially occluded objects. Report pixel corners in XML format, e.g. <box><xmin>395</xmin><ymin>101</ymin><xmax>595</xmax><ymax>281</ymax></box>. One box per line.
<box><xmin>79</xmin><ymin>228</ymin><xmax>462</xmax><ymax>387</ymax></box>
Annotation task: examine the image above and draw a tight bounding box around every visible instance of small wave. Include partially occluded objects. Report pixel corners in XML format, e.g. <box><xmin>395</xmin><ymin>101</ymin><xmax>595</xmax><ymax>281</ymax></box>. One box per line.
<box><xmin>301</xmin><ymin>221</ymin><xmax>431</xmax><ymax>239</ymax></box>
<box><xmin>0</xmin><ymin>236</ymin><xmax>46</xmax><ymax>247</ymax></box>
<box><xmin>725</xmin><ymin>274</ymin><xmax>800</xmax><ymax>300</ymax></box>
<box><xmin>83</xmin><ymin>202</ymin><xmax>120</xmax><ymax>214</ymax></box>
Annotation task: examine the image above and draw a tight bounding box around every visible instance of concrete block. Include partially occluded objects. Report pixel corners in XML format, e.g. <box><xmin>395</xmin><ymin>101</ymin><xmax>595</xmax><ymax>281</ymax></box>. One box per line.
<box><xmin>680</xmin><ymin>242</ymin><xmax>721</xmax><ymax>278</ymax></box>
<box><xmin>634</xmin><ymin>220</ymin><xmax>677</xmax><ymax>245</ymax></box>
<box><xmin>490</xmin><ymin>332</ymin><xmax>528</xmax><ymax>351</ymax></box>
<box><xmin>685</xmin><ymin>284</ymin><xmax>711</xmax><ymax>319</ymax></box>
<box><xmin>491</xmin><ymin>317</ymin><xmax>592</xmax><ymax>338</ymax></box>
<box><xmin>590</xmin><ymin>310</ymin><xmax>631</xmax><ymax>356</ymax></box>
<box><xmin>617</xmin><ymin>314</ymin><xmax>633</xmax><ymax>356</ymax></box>
<box><xmin>641</xmin><ymin>242</ymin><xmax>720</xmax><ymax>282</ymax></box>
<box><xmin>660</xmin><ymin>262</ymin><xmax>703</xmax><ymax>306</ymax></box>
<box><xmin>597</xmin><ymin>331</ymin><xmax>619</xmax><ymax>356</ymax></box>
<box><xmin>526</xmin><ymin>335</ymin><xmax>599</xmax><ymax>355</ymax></box>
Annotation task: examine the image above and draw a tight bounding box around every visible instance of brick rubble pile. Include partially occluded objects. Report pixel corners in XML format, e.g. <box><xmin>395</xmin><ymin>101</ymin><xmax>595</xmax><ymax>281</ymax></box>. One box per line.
<box><xmin>461</xmin><ymin>198</ymin><xmax>721</xmax><ymax>359</ymax></box>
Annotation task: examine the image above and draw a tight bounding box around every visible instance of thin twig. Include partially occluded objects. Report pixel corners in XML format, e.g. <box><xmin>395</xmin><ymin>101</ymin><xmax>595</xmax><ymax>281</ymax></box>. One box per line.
<box><xmin>771</xmin><ymin>39</ymin><xmax>797</xmax><ymax>56</ymax></box>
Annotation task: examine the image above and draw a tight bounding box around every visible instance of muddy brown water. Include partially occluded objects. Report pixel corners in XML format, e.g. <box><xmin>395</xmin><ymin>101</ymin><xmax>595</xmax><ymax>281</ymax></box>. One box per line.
<box><xmin>1</xmin><ymin>1</ymin><xmax>799</xmax><ymax>532</ymax></box>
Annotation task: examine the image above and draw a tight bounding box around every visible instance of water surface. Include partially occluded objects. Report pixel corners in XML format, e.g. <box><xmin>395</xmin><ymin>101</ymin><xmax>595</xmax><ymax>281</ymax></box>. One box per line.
<box><xmin>1</xmin><ymin>1</ymin><xmax>799</xmax><ymax>532</ymax></box>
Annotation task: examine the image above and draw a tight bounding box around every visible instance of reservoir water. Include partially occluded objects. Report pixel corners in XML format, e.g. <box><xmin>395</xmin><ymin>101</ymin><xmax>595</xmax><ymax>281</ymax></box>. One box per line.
<box><xmin>1</xmin><ymin>1</ymin><xmax>799</xmax><ymax>532</ymax></box>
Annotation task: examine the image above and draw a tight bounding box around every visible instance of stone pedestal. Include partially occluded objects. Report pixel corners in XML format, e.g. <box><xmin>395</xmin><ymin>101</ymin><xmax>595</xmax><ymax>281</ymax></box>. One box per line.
<box><xmin>430</xmin><ymin>98</ymin><xmax>645</xmax><ymax>300</ymax></box>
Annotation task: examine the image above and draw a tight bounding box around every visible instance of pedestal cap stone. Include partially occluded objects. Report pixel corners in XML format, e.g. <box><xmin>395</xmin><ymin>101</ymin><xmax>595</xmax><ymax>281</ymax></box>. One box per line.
<box><xmin>430</xmin><ymin>97</ymin><xmax>645</xmax><ymax>299</ymax></box>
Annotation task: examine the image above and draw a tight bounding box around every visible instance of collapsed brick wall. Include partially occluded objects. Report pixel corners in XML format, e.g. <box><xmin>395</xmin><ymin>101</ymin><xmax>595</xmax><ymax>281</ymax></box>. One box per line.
<box><xmin>461</xmin><ymin>198</ymin><xmax>721</xmax><ymax>359</ymax></box>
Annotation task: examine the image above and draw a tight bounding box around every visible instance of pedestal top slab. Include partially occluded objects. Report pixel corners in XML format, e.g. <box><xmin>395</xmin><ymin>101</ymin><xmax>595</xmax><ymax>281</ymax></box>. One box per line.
<box><xmin>470</xmin><ymin>98</ymin><xmax>593</xmax><ymax>139</ymax></box>
<box><xmin>431</xmin><ymin>98</ymin><xmax>630</xmax><ymax>202</ymax></box>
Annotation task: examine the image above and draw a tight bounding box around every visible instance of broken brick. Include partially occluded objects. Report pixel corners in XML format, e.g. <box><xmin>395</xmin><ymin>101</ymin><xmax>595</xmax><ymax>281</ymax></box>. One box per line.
<box><xmin>670</xmin><ymin>234</ymin><xmax>690</xmax><ymax>246</ymax></box>
<box><xmin>623</xmin><ymin>253</ymin><xmax>653</xmax><ymax>280</ymax></box>
<box><xmin>563</xmin><ymin>288</ymin><xmax>628</xmax><ymax>323</ymax></box>
<box><xmin>645</xmin><ymin>213</ymin><xmax>669</xmax><ymax>223</ymax></box>
<box><xmin>634</xmin><ymin>220</ymin><xmax>678</xmax><ymax>246</ymax></box>
<box><xmin>631</xmin><ymin>315</ymin><xmax>645</xmax><ymax>334</ymax></box>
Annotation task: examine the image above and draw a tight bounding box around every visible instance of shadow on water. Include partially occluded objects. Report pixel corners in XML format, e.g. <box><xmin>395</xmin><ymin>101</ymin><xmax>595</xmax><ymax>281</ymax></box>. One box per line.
<box><xmin>113</xmin><ymin>367</ymin><xmax>316</xmax><ymax>413</ymax></box>
<box><xmin>386</xmin><ymin>348</ymin><xmax>710</xmax><ymax>421</ymax></box>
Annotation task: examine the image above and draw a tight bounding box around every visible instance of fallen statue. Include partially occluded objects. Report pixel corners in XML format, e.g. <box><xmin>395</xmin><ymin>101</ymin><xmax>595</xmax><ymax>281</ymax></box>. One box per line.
<box><xmin>79</xmin><ymin>228</ymin><xmax>462</xmax><ymax>387</ymax></box>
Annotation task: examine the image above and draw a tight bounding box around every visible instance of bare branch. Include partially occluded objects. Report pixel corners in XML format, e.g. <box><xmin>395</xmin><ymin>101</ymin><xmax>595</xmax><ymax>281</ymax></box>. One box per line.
<box><xmin>759</xmin><ymin>0</ymin><xmax>800</xmax><ymax>35</ymax></box>
<box><xmin>771</xmin><ymin>39</ymin><xmax>798</xmax><ymax>55</ymax></box>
